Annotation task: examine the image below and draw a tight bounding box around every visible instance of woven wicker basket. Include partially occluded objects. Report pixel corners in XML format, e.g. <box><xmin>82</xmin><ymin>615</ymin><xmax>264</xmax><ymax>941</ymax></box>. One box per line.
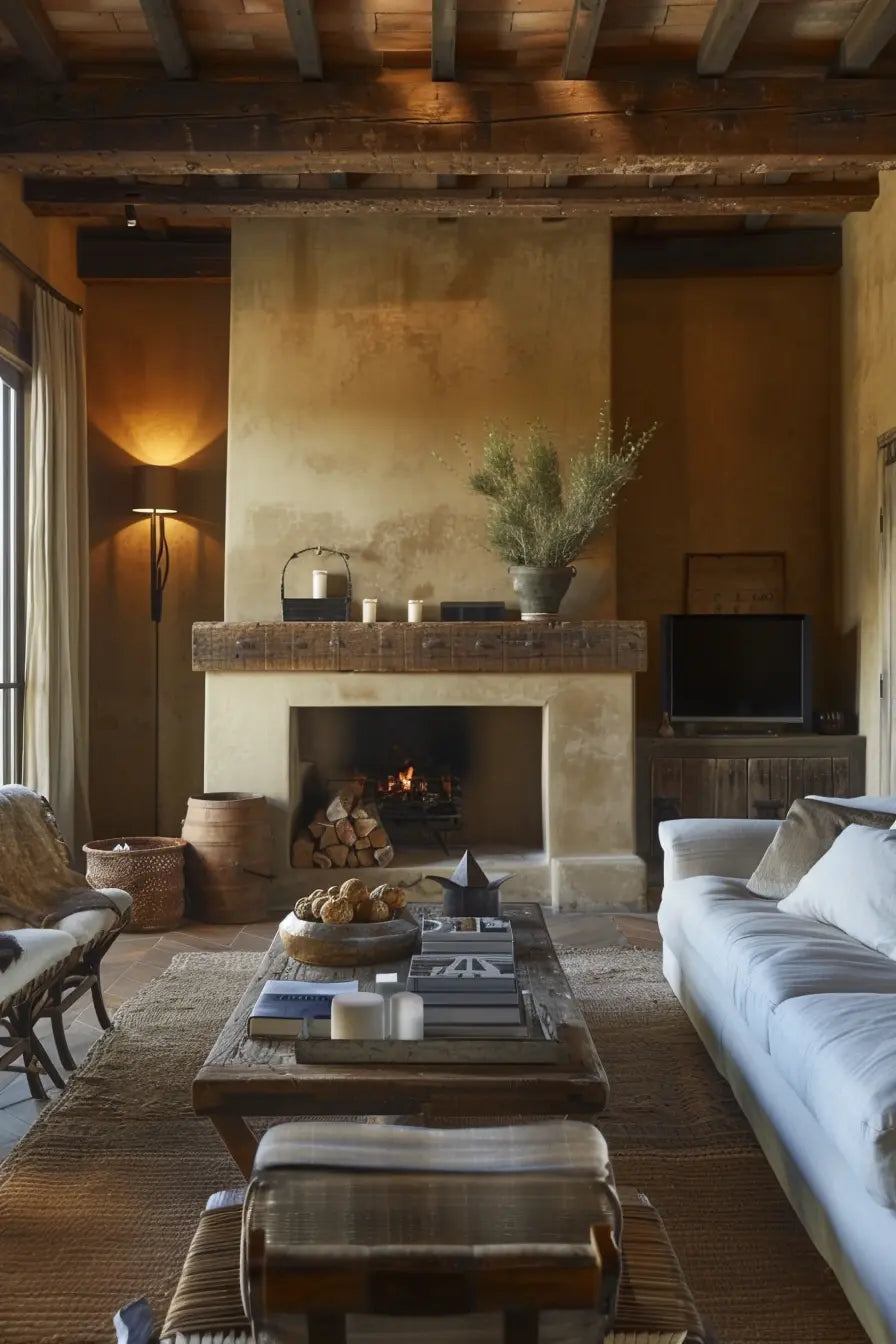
<box><xmin>83</xmin><ymin>837</ymin><xmax>186</xmax><ymax>933</ymax></box>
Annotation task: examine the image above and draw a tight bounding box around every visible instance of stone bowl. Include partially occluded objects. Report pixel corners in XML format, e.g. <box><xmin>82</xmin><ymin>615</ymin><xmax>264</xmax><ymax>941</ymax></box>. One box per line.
<box><xmin>278</xmin><ymin>910</ymin><xmax>420</xmax><ymax>967</ymax></box>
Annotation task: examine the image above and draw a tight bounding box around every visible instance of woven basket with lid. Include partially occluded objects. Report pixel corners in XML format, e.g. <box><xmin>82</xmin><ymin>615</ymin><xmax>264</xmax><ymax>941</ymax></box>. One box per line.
<box><xmin>83</xmin><ymin>836</ymin><xmax>186</xmax><ymax>933</ymax></box>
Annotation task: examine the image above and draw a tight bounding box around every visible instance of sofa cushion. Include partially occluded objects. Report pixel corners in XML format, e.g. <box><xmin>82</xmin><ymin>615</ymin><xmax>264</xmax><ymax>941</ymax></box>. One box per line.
<box><xmin>659</xmin><ymin>878</ymin><xmax>896</xmax><ymax>1049</ymax></box>
<box><xmin>0</xmin><ymin>927</ymin><xmax>77</xmax><ymax>1002</ymax></box>
<box><xmin>779</xmin><ymin>825</ymin><xmax>896</xmax><ymax>960</ymax></box>
<box><xmin>768</xmin><ymin>993</ymin><xmax>896</xmax><ymax>1209</ymax></box>
<box><xmin>746</xmin><ymin>798</ymin><xmax>896</xmax><ymax>899</ymax></box>
<box><xmin>55</xmin><ymin>888</ymin><xmax>131</xmax><ymax>947</ymax></box>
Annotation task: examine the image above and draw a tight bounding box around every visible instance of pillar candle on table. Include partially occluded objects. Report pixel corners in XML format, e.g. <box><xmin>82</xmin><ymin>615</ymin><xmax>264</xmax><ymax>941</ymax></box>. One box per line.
<box><xmin>362</xmin><ymin>598</ymin><xmax>378</xmax><ymax>624</ymax></box>
<box><xmin>330</xmin><ymin>991</ymin><xmax>385</xmax><ymax>1040</ymax></box>
<box><xmin>407</xmin><ymin>600</ymin><xmax>424</xmax><ymax>623</ymax></box>
<box><xmin>389</xmin><ymin>991</ymin><xmax>424</xmax><ymax>1040</ymax></box>
<box><xmin>312</xmin><ymin>570</ymin><xmax>328</xmax><ymax>599</ymax></box>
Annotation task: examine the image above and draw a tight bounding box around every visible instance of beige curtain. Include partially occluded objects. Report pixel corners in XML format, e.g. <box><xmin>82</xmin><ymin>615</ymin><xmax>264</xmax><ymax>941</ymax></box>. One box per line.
<box><xmin>22</xmin><ymin>288</ymin><xmax>91</xmax><ymax>851</ymax></box>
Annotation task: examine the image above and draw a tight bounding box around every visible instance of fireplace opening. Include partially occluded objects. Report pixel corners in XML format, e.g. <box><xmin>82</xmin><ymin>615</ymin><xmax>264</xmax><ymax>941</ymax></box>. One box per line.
<box><xmin>290</xmin><ymin>706</ymin><xmax>543</xmax><ymax>863</ymax></box>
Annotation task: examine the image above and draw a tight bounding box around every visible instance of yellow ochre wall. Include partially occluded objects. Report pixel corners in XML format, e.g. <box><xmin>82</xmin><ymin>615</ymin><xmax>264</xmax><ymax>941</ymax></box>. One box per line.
<box><xmin>86</xmin><ymin>282</ymin><xmax>230</xmax><ymax>838</ymax></box>
<box><xmin>615</xmin><ymin>273</ymin><xmax>842</xmax><ymax>729</ymax></box>
<box><xmin>0</xmin><ymin>173</ymin><xmax>84</xmax><ymax>328</ymax></box>
<box><xmin>841</xmin><ymin>171</ymin><xmax>896</xmax><ymax>790</ymax></box>
<box><xmin>225</xmin><ymin>217</ymin><xmax>615</xmax><ymax>622</ymax></box>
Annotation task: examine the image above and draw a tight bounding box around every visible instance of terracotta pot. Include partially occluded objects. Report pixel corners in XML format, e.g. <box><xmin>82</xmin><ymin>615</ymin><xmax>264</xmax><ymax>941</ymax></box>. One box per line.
<box><xmin>508</xmin><ymin>565</ymin><xmax>576</xmax><ymax>621</ymax></box>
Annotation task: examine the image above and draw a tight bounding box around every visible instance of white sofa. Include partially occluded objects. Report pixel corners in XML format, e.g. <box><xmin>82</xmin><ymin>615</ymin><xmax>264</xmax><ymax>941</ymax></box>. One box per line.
<box><xmin>658</xmin><ymin>807</ymin><xmax>896</xmax><ymax>1344</ymax></box>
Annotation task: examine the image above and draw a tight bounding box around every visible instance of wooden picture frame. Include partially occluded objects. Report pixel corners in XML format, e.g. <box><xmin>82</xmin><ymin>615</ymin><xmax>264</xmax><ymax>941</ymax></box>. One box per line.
<box><xmin>685</xmin><ymin>552</ymin><xmax>785</xmax><ymax>615</ymax></box>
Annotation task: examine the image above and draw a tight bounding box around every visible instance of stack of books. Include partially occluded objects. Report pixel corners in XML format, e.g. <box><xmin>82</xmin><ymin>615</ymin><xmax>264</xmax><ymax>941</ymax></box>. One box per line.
<box><xmin>408</xmin><ymin>916</ymin><xmax>525</xmax><ymax>1038</ymax></box>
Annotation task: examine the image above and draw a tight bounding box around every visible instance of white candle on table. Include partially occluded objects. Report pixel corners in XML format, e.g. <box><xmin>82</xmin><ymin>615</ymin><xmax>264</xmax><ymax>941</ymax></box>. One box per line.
<box><xmin>390</xmin><ymin>991</ymin><xmax>424</xmax><ymax>1040</ymax></box>
<box><xmin>407</xmin><ymin>600</ymin><xmax>424</xmax><ymax>623</ymax></box>
<box><xmin>312</xmin><ymin>569</ymin><xmax>328</xmax><ymax>599</ymax></box>
<box><xmin>362</xmin><ymin>598</ymin><xmax>378</xmax><ymax>624</ymax></box>
<box><xmin>330</xmin><ymin>992</ymin><xmax>385</xmax><ymax>1040</ymax></box>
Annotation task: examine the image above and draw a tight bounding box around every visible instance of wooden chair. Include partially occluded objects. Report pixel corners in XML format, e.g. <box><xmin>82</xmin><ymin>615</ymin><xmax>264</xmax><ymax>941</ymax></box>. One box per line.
<box><xmin>0</xmin><ymin>928</ymin><xmax>78</xmax><ymax>1099</ymax></box>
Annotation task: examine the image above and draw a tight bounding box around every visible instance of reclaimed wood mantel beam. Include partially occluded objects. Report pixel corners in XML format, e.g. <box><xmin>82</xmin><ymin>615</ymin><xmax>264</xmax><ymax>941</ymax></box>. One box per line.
<box><xmin>839</xmin><ymin>0</ymin><xmax>896</xmax><ymax>72</ymax></box>
<box><xmin>4</xmin><ymin>78</ymin><xmax>896</xmax><ymax>176</ymax></box>
<box><xmin>0</xmin><ymin>0</ymin><xmax>66</xmax><ymax>81</ymax></box>
<box><xmin>697</xmin><ymin>0</ymin><xmax>761</xmax><ymax>75</ymax></box>
<box><xmin>24</xmin><ymin>176</ymin><xmax>880</xmax><ymax>218</ymax></box>
<box><xmin>192</xmin><ymin>621</ymin><xmax>648</xmax><ymax>674</ymax></box>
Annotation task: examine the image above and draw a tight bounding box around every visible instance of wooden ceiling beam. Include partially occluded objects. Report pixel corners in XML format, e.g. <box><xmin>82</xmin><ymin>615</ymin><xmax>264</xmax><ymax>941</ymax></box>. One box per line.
<box><xmin>0</xmin><ymin>0</ymin><xmax>66</xmax><ymax>82</ymax></box>
<box><xmin>5</xmin><ymin>79</ymin><xmax>896</xmax><ymax>176</ymax></box>
<box><xmin>562</xmin><ymin>0</ymin><xmax>609</xmax><ymax>80</ymax></box>
<box><xmin>697</xmin><ymin>0</ymin><xmax>761</xmax><ymax>76</ymax></box>
<box><xmin>432</xmin><ymin>0</ymin><xmax>457</xmax><ymax>80</ymax></box>
<box><xmin>23</xmin><ymin>177</ymin><xmax>879</xmax><ymax>218</ymax></box>
<box><xmin>138</xmin><ymin>0</ymin><xmax>193</xmax><ymax>80</ymax></box>
<box><xmin>283</xmin><ymin>0</ymin><xmax>322</xmax><ymax>79</ymax></box>
<box><xmin>839</xmin><ymin>0</ymin><xmax>896</xmax><ymax>72</ymax></box>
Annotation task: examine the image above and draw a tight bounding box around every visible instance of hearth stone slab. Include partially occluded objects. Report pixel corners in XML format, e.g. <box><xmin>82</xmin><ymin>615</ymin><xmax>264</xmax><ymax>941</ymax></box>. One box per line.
<box><xmin>204</xmin><ymin>670</ymin><xmax>644</xmax><ymax>913</ymax></box>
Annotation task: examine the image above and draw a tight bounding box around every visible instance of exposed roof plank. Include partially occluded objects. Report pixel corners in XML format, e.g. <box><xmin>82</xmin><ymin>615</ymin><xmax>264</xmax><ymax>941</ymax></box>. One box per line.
<box><xmin>562</xmin><ymin>0</ymin><xmax>609</xmax><ymax>80</ymax></box>
<box><xmin>0</xmin><ymin>0</ymin><xmax>66</xmax><ymax>82</ymax></box>
<box><xmin>283</xmin><ymin>0</ymin><xmax>322</xmax><ymax>79</ymax></box>
<box><xmin>5</xmin><ymin>79</ymin><xmax>896</xmax><ymax>177</ymax></box>
<box><xmin>839</xmin><ymin>0</ymin><xmax>896</xmax><ymax>71</ymax></box>
<box><xmin>696</xmin><ymin>0</ymin><xmax>762</xmax><ymax>76</ymax></box>
<box><xmin>23</xmin><ymin>176</ymin><xmax>879</xmax><ymax>218</ymax></box>
<box><xmin>138</xmin><ymin>0</ymin><xmax>193</xmax><ymax>80</ymax></box>
<box><xmin>432</xmin><ymin>0</ymin><xmax>457</xmax><ymax>81</ymax></box>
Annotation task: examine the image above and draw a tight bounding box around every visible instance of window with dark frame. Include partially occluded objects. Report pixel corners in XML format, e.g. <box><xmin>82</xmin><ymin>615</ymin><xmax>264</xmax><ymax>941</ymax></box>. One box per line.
<box><xmin>0</xmin><ymin>356</ymin><xmax>24</xmax><ymax>783</ymax></box>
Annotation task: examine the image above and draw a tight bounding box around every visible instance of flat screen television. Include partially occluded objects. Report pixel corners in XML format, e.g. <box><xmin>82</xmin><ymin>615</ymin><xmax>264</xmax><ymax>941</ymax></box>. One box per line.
<box><xmin>661</xmin><ymin>614</ymin><xmax>812</xmax><ymax>727</ymax></box>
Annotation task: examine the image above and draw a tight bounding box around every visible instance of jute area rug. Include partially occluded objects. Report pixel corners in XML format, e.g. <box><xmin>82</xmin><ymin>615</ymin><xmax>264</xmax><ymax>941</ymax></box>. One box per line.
<box><xmin>0</xmin><ymin>946</ymin><xmax>866</xmax><ymax>1344</ymax></box>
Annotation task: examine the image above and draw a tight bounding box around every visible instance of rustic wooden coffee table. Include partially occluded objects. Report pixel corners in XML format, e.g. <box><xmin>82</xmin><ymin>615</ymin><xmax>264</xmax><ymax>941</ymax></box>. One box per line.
<box><xmin>192</xmin><ymin>902</ymin><xmax>608</xmax><ymax>1176</ymax></box>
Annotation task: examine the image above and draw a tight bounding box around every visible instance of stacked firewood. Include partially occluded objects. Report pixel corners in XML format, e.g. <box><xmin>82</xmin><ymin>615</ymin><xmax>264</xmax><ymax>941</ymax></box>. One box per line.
<box><xmin>291</xmin><ymin>786</ymin><xmax>394</xmax><ymax>870</ymax></box>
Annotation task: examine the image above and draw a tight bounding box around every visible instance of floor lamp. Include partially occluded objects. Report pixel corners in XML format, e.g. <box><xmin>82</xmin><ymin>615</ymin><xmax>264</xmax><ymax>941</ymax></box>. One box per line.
<box><xmin>132</xmin><ymin>465</ymin><xmax>179</xmax><ymax>835</ymax></box>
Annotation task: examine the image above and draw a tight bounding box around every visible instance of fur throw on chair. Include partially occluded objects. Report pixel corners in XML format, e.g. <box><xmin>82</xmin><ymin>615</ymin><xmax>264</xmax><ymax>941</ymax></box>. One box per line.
<box><xmin>0</xmin><ymin>785</ymin><xmax>120</xmax><ymax>931</ymax></box>
<box><xmin>0</xmin><ymin>932</ymin><xmax>23</xmax><ymax>972</ymax></box>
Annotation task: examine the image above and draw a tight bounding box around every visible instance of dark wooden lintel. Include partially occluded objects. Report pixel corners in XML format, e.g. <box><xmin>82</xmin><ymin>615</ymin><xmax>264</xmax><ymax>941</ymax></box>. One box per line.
<box><xmin>76</xmin><ymin>229</ymin><xmax>230</xmax><ymax>279</ymax></box>
<box><xmin>4</xmin><ymin>78</ymin><xmax>896</xmax><ymax>175</ymax></box>
<box><xmin>614</xmin><ymin>227</ymin><xmax>842</xmax><ymax>279</ymax></box>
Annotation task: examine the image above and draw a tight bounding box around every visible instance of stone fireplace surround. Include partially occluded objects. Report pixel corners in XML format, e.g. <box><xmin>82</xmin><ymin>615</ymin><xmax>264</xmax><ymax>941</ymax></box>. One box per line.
<box><xmin>201</xmin><ymin>632</ymin><xmax>646</xmax><ymax>912</ymax></box>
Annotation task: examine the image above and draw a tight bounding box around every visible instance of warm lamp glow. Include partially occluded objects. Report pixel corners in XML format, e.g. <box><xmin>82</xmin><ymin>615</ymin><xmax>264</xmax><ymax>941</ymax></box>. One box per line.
<box><xmin>132</xmin><ymin>464</ymin><xmax>179</xmax><ymax>515</ymax></box>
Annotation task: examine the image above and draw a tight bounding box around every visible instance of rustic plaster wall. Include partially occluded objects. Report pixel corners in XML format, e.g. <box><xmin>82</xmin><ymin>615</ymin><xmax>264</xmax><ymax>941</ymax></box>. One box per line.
<box><xmin>86</xmin><ymin>282</ymin><xmax>229</xmax><ymax>837</ymax></box>
<box><xmin>841</xmin><ymin>172</ymin><xmax>896</xmax><ymax>788</ymax></box>
<box><xmin>614</xmin><ymin>273</ymin><xmax>841</xmax><ymax>730</ymax></box>
<box><xmin>0</xmin><ymin>172</ymin><xmax>83</xmax><ymax>329</ymax></box>
<box><xmin>205</xmin><ymin>670</ymin><xmax>642</xmax><ymax>911</ymax></box>
<box><xmin>226</xmin><ymin>217</ymin><xmax>614</xmax><ymax>622</ymax></box>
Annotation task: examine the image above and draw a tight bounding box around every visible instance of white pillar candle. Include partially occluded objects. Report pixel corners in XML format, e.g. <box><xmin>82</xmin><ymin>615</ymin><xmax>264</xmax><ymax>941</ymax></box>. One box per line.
<box><xmin>330</xmin><ymin>991</ymin><xmax>385</xmax><ymax>1040</ymax></box>
<box><xmin>312</xmin><ymin>569</ymin><xmax>328</xmax><ymax>599</ymax></box>
<box><xmin>362</xmin><ymin>597</ymin><xmax>378</xmax><ymax>624</ymax></box>
<box><xmin>407</xmin><ymin>599</ymin><xmax>424</xmax><ymax>623</ymax></box>
<box><xmin>390</xmin><ymin>991</ymin><xmax>424</xmax><ymax>1041</ymax></box>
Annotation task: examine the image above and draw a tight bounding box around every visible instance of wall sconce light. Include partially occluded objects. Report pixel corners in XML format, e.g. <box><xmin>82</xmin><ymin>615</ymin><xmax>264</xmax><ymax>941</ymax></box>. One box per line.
<box><xmin>132</xmin><ymin>465</ymin><xmax>179</xmax><ymax>834</ymax></box>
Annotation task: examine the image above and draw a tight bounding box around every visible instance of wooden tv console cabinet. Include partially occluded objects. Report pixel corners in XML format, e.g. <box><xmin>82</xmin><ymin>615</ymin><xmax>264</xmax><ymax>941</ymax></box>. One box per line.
<box><xmin>636</xmin><ymin>734</ymin><xmax>866</xmax><ymax>868</ymax></box>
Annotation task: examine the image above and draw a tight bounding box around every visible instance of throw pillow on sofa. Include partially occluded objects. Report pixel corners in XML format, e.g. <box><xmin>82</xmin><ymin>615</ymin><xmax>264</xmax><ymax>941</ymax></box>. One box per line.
<box><xmin>746</xmin><ymin>798</ymin><xmax>896</xmax><ymax>899</ymax></box>
<box><xmin>778</xmin><ymin>824</ymin><xmax>896</xmax><ymax>959</ymax></box>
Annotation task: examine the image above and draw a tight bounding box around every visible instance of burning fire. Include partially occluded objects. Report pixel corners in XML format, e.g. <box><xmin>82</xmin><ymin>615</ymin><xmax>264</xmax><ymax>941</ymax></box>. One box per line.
<box><xmin>399</xmin><ymin>764</ymin><xmax>414</xmax><ymax>791</ymax></box>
